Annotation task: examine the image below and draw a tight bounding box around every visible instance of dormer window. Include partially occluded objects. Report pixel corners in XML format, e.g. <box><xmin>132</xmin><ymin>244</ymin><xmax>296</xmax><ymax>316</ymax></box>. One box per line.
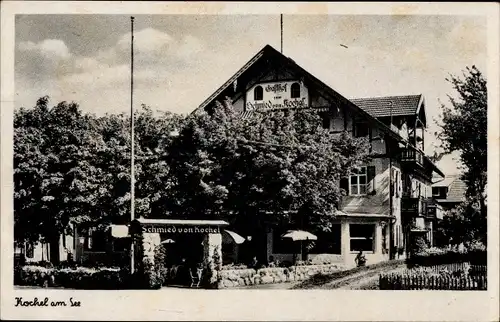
<box><xmin>291</xmin><ymin>82</ymin><xmax>300</xmax><ymax>98</ymax></box>
<box><xmin>254</xmin><ymin>85</ymin><xmax>263</xmax><ymax>101</ymax></box>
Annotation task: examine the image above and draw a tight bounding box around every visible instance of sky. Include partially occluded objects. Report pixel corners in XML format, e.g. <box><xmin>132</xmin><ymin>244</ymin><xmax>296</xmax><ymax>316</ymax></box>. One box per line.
<box><xmin>15</xmin><ymin>14</ymin><xmax>487</xmax><ymax>175</ymax></box>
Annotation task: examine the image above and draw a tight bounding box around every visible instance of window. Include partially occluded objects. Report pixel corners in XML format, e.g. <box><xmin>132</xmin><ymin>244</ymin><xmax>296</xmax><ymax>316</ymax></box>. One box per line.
<box><xmin>350</xmin><ymin>167</ymin><xmax>367</xmax><ymax>195</ymax></box>
<box><xmin>349</xmin><ymin>224</ymin><xmax>375</xmax><ymax>252</ymax></box>
<box><xmin>254</xmin><ymin>85</ymin><xmax>263</xmax><ymax>101</ymax></box>
<box><xmin>321</xmin><ymin>113</ymin><xmax>330</xmax><ymax>129</ymax></box>
<box><xmin>291</xmin><ymin>82</ymin><xmax>300</xmax><ymax>98</ymax></box>
<box><xmin>84</xmin><ymin>228</ymin><xmax>107</xmax><ymax>252</ymax></box>
<box><xmin>354</xmin><ymin>120</ymin><xmax>370</xmax><ymax>137</ymax></box>
<box><xmin>309</xmin><ymin>225</ymin><xmax>341</xmax><ymax>254</ymax></box>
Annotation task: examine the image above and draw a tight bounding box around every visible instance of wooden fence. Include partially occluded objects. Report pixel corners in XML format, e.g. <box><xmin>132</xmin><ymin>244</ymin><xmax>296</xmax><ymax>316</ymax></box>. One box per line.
<box><xmin>421</xmin><ymin>263</ymin><xmax>487</xmax><ymax>275</ymax></box>
<box><xmin>379</xmin><ymin>274</ymin><xmax>487</xmax><ymax>290</ymax></box>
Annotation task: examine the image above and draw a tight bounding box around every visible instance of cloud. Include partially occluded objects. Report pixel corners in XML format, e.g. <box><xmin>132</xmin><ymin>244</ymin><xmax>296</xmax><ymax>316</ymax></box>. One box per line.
<box><xmin>115</xmin><ymin>28</ymin><xmax>204</xmax><ymax>64</ymax></box>
<box><xmin>117</xmin><ymin>27</ymin><xmax>174</xmax><ymax>53</ymax></box>
<box><xmin>18</xmin><ymin>39</ymin><xmax>71</xmax><ymax>60</ymax></box>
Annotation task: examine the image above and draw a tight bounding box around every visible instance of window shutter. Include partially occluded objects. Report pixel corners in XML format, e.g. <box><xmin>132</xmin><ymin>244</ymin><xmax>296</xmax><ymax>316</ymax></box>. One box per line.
<box><xmin>367</xmin><ymin>166</ymin><xmax>376</xmax><ymax>194</ymax></box>
<box><xmin>340</xmin><ymin>177</ymin><xmax>349</xmax><ymax>195</ymax></box>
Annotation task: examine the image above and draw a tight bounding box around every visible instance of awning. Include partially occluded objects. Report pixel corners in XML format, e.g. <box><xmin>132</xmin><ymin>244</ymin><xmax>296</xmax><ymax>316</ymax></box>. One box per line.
<box><xmin>222</xmin><ymin>230</ymin><xmax>245</xmax><ymax>244</ymax></box>
<box><xmin>111</xmin><ymin>225</ymin><xmax>129</xmax><ymax>238</ymax></box>
<box><xmin>136</xmin><ymin>218</ymin><xmax>229</xmax><ymax>226</ymax></box>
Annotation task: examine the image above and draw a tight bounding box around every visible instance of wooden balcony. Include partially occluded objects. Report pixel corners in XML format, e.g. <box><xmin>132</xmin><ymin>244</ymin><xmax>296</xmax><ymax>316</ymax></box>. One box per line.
<box><xmin>425</xmin><ymin>198</ymin><xmax>443</xmax><ymax>220</ymax></box>
<box><xmin>400</xmin><ymin>148</ymin><xmax>424</xmax><ymax>167</ymax></box>
<box><xmin>401</xmin><ymin>196</ymin><xmax>427</xmax><ymax>216</ymax></box>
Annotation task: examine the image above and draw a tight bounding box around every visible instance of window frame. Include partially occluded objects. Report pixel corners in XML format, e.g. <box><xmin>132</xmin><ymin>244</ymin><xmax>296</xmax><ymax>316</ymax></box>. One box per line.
<box><xmin>349</xmin><ymin>166</ymin><xmax>368</xmax><ymax>196</ymax></box>
<box><xmin>254</xmin><ymin>85</ymin><xmax>264</xmax><ymax>101</ymax></box>
<box><xmin>290</xmin><ymin>82</ymin><xmax>301</xmax><ymax>98</ymax></box>
<box><xmin>349</xmin><ymin>223</ymin><xmax>375</xmax><ymax>253</ymax></box>
<box><xmin>84</xmin><ymin>227</ymin><xmax>107</xmax><ymax>252</ymax></box>
<box><xmin>354</xmin><ymin>119</ymin><xmax>370</xmax><ymax>138</ymax></box>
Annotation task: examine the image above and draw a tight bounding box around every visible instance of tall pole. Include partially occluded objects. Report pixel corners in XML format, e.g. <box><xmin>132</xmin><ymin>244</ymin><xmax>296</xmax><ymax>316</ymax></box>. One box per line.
<box><xmin>389</xmin><ymin>103</ymin><xmax>393</xmax><ymax>259</ymax></box>
<box><xmin>280</xmin><ymin>14</ymin><xmax>283</xmax><ymax>54</ymax></box>
<box><xmin>130</xmin><ymin>16</ymin><xmax>135</xmax><ymax>274</ymax></box>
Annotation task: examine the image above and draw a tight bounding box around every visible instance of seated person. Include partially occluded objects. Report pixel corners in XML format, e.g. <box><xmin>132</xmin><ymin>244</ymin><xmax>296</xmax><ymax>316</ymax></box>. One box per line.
<box><xmin>249</xmin><ymin>256</ymin><xmax>259</xmax><ymax>269</ymax></box>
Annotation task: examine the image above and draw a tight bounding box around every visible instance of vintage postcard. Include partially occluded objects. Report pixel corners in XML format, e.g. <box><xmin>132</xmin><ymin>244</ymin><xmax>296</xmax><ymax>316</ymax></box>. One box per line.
<box><xmin>1</xmin><ymin>1</ymin><xmax>499</xmax><ymax>321</ymax></box>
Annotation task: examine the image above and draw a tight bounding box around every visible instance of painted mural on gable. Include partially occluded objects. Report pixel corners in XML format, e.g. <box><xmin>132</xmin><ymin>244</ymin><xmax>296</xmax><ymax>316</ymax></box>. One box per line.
<box><xmin>245</xmin><ymin>81</ymin><xmax>309</xmax><ymax>111</ymax></box>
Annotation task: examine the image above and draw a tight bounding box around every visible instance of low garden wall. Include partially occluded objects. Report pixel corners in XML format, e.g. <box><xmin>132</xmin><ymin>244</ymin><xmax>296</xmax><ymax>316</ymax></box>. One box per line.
<box><xmin>217</xmin><ymin>264</ymin><xmax>344</xmax><ymax>288</ymax></box>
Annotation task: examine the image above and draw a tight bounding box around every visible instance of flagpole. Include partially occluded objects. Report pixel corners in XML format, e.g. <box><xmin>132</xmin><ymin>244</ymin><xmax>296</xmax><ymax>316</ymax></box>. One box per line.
<box><xmin>130</xmin><ymin>16</ymin><xmax>135</xmax><ymax>275</ymax></box>
<box><xmin>280</xmin><ymin>14</ymin><xmax>283</xmax><ymax>54</ymax></box>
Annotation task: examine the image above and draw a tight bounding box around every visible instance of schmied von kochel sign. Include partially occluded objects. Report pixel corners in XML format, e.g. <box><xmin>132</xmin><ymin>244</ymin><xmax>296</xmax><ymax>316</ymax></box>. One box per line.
<box><xmin>142</xmin><ymin>225</ymin><xmax>220</xmax><ymax>234</ymax></box>
<box><xmin>245</xmin><ymin>80</ymin><xmax>309</xmax><ymax>111</ymax></box>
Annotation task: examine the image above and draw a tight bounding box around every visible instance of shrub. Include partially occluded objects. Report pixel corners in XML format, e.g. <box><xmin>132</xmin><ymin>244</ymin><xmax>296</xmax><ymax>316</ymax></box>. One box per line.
<box><xmin>408</xmin><ymin>246</ymin><xmax>486</xmax><ymax>267</ymax></box>
<box><xmin>310</xmin><ymin>254</ymin><xmax>335</xmax><ymax>265</ymax></box>
<box><xmin>15</xmin><ymin>265</ymin><xmax>128</xmax><ymax>289</ymax></box>
<box><xmin>221</xmin><ymin>264</ymin><xmax>248</xmax><ymax>270</ymax></box>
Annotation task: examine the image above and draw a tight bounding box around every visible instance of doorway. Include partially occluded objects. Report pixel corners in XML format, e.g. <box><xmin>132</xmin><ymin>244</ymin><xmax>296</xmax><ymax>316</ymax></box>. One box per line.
<box><xmin>161</xmin><ymin>234</ymin><xmax>205</xmax><ymax>287</ymax></box>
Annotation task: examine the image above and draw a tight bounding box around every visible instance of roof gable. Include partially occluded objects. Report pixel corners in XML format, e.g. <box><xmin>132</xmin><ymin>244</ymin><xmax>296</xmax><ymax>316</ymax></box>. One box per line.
<box><xmin>433</xmin><ymin>175</ymin><xmax>467</xmax><ymax>203</ymax></box>
<box><xmin>193</xmin><ymin>44</ymin><xmax>443</xmax><ymax>178</ymax></box>
<box><xmin>194</xmin><ymin>45</ymin><xmax>403</xmax><ymax>140</ymax></box>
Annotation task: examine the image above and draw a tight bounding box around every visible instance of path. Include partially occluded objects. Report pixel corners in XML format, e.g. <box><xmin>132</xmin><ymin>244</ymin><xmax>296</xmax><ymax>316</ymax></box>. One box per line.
<box><xmin>237</xmin><ymin>260</ymin><xmax>406</xmax><ymax>290</ymax></box>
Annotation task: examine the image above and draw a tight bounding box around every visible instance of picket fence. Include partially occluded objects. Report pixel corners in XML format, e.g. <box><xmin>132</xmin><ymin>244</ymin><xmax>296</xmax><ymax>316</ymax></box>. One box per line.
<box><xmin>420</xmin><ymin>263</ymin><xmax>487</xmax><ymax>275</ymax></box>
<box><xmin>379</xmin><ymin>264</ymin><xmax>487</xmax><ymax>290</ymax></box>
<box><xmin>379</xmin><ymin>274</ymin><xmax>487</xmax><ymax>290</ymax></box>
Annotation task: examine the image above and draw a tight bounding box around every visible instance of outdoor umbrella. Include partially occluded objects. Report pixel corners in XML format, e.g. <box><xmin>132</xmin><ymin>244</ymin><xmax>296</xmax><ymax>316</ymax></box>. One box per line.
<box><xmin>222</xmin><ymin>230</ymin><xmax>246</xmax><ymax>244</ymax></box>
<box><xmin>281</xmin><ymin>230</ymin><xmax>317</xmax><ymax>263</ymax></box>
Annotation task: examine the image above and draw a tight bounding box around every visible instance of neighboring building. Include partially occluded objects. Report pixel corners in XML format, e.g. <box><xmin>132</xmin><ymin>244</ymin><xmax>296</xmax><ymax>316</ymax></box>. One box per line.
<box><xmin>432</xmin><ymin>174</ymin><xmax>467</xmax><ymax>211</ymax></box>
<box><xmin>195</xmin><ymin>44</ymin><xmax>444</xmax><ymax>267</ymax></box>
<box><xmin>15</xmin><ymin>222</ymin><xmax>129</xmax><ymax>266</ymax></box>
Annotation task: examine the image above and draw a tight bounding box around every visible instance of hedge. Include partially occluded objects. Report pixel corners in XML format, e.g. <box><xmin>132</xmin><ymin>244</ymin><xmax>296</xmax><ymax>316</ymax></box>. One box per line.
<box><xmin>407</xmin><ymin>249</ymin><xmax>487</xmax><ymax>267</ymax></box>
<box><xmin>14</xmin><ymin>265</ymin><xmax>132</xmax><ymax>289</ymax></box>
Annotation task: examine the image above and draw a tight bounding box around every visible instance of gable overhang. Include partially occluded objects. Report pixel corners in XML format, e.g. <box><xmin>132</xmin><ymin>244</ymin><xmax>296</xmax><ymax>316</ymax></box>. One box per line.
<box><xmin>191</xmin><ymin>44</ymin><xmax>444</xmax><ymax>178</ymax></box>
<box><xmin>193</xmin><ymin>45</ymin><xmax>404</xmax><ymax>142</ymax></box>
<box><xmin>415</xmin><ymin>95</ymin><xmax>427</xmax><ymax>127</ymax></box>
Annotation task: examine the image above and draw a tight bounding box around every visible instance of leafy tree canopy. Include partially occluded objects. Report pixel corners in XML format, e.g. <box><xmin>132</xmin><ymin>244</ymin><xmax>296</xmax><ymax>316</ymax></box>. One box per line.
<box><xmin>167</xmin><ymin>99</ymin><xmax>372</xmax><ymax>232</ymax></box>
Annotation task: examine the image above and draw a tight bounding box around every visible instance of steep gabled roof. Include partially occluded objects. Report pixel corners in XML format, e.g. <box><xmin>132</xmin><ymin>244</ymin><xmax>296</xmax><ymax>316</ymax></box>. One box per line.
<box><xmin>432</xmin><ymin>174</ymin><xmax>459</xmax><ymax>187</ymax></box>
<box><xmin>434</xmin><ymin>175</ymin><xmax>467</xmax><ymax>203</ymax></box>
<box><xmin>193</xmin><ymin>45</ymin><xmax>403</xmax><ymax>142</ymax></box>
<box><xmin>350</xmin><ymin>94</ymin><xmax>423</xmax><ymax>118</ymax></box>
<box><xmin>193</xmin><ymin>44</ymin><xmax>444</xmax><ymax>177</ymax></box>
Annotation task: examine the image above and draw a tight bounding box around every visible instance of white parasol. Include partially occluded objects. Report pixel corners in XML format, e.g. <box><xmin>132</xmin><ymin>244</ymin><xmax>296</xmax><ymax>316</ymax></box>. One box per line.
<box><xmin>160</xmin><ymin>239</ymin><xmax>176</xmax><ymax>244</ymax></box>
<box><xmin>281</xmin><ymin>230</ymin><xmax>317</xmax><ymax>241</ymax></box>
<box><xmin>281</xmin><ymin>230</ymin><xmax>317</xmax><ymax>263</ymax></box>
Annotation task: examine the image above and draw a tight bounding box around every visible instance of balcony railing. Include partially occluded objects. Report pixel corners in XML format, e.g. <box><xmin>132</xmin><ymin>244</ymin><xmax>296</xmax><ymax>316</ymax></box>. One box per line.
<box><xmin>401</xmin><ymin>196</ymin><xmax>427</xmax><ymax>216</ymax></box>
<box><xmin>425</xmin><ymin>198</ymin><xmax>443</xmax><ymax>220</ymax></box>
<box><xmin>401</xmin><ymin>148</ymin><xmax>424</xmax><ymax>166</ymax></box>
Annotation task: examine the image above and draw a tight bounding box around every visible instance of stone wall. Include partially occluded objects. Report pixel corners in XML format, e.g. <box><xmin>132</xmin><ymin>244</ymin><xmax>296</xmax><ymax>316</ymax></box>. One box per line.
<box><xmin>217</xmin><ymin>264</ymin><xmax>344</xmax><ymax>288</ymax></box>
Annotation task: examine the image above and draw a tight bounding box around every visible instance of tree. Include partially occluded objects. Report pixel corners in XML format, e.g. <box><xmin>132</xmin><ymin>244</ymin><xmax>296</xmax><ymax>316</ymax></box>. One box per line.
<box><xmin>14</xmin><ymin>97</ymin><xmax>185</xmax><ymax>262</ymax></box>
<box><xmin>14</xmin><ymin>97</ymin><xmax>108</xmax><ymax>261</ymax></box>
<box><xmin>436</xmin><ymin>66</ymin><xmax>487</xmax><ymax>243</ymax></box>
<box><xmin>167</xmin><ymin>99</ymin><xmax>372</xmax><ymax>233</ymax></box>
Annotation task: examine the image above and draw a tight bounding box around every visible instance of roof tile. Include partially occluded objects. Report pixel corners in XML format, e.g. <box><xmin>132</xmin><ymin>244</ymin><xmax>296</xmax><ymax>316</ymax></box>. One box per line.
<box><xmin>350</xmin><ymin>95</ymin><xmax>422</xmax><ymax>118</ymax></box>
